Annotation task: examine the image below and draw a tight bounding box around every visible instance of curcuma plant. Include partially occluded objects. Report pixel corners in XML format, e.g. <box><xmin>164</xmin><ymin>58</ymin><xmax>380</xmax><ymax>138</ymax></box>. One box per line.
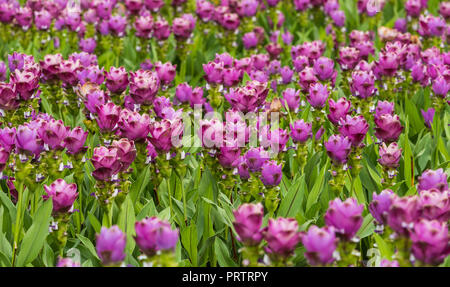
<box><xmin>0</xmin><ymin>0</ymin><xmax>448</xmax><ymax>267</ymax></box>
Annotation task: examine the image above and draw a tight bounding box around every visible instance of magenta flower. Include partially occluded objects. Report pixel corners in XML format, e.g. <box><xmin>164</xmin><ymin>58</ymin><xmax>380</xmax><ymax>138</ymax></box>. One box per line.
<box><xmin>374</xmin><ymin>114</ymin><xmax>403</xmax><ymax>143</ymax></box>
<box><xmin>203</xmin><ymin>61</ymin><xmax>223</xmax><ymax>84</ymax></box>
<box><xmin>43</xmin><ymin>179</ymin><xmax>78</xmax><ymax>215</ymax></box>
<box><xmin>79</xmin><ymin>38</ymin><xmax>96</xmax><ymax>53</ymax></box>
<box><xmin>96</xmin><ymin>226</ymin><xmax>126</xmax><ymax>266</ymax></box>
<box><xmin>298</xmin><ymin>67</ymin><xmax>318</xmax><ymax>91</ymax></box>
<box><xmin>105</xmin><ymin>66</ymin><xmax>129</xmax><ymax>94</ymax></box>
<box><xmin>225</xmin><ymin>81</ymin><xmax>269</xmax><ymax>113</ymax></box>
<box><xmin>432</xmin><ymin>76</ymin><xmax>449</xmax><ymax>97</ymax></box>
<box><xmin>0</xmin><ymin>127</ymin><xmax>16</xmax><ymax>152</ymax></box>
<box><xmin>282</xmin><ymin>88</ymin><xmax>301</xmax><ymax>111</ymax></box>
<box><xmin>324</xmin><ymin>198</ymin><xmax>364</xmax><ymax>240</ymax></box>
<box><xmin>419</xmin><ymin>189</ymin><xmax>450</xmax><ymax>222</ymax></box>
<box><xmin>0</xmin><ymin>83</ymin><xmax>18</xmax><ymax>110</ymax></box>
<box><xmin>218</xmin><ymin>145</ymin><xmax>241</xmax><ymax>169</ymax></box>
<box><xmin>369</xmin><ymin>189</ymin><xmax>394</xmax><ymax>225</ymax></box>
<box><xmin>63</xmin><ymin>127</ymin><xmax>88</xmax><ymax>155</ymax></box>
<box><xmin>327</xmin><ymin>97</ymin><xmax>351</xmax><ymax>125</ymax></box>
<box><xmin>15</xmin><ymin>124</ymin><xmax>44</xmax><ymax>156</ymax></box>
<box><xmin>338</xmin><ymin>47</ymin><xmax>360</xmax><ymax>70</ymax></box>
<box><xmin>153</xmin><ymin>17</ymin><xmax>171</xmax><ymax>40</ymax></box>
<box><xmin>350</xmin><ymin>70</ymin><xmax>376</xmax><ymax>99</ymax></box>
<box><xmin>290</xmin><ymin>119</ymin><xmax>312</xmax><ymax>143</ymax></box>
<box><xmin>313</xmin><ymin>57</ymin><xmax>335</xmax><ymax>81</ymax></box>
<box><xmin>338</xmin><ymin>115</ymin><xmax>369</xmax><ymax>147</ymax></box>
<box><xmin>91</xmin><ymin>146</ymin><xmax>122</xmax><ymax>181</ymax></box>
<box><xmin>10</xmin><ymin>69</ymin><xmax>40</xmax><ymax>100</ymax></box>
<box><xmin>421</xmin><ymin>108</ymin><xmax>435</xmax><ymax>129</ymax></box>
<box><xmin>233</xmin><ymin>203</ymin><xmax>264</xmax><ymax>246</ymax></box>
<box><xmin>244</xmin><ymin>147</ymin><xmax>270</xmax><ymax>172</ymax></box>
<box><xmin>135</xmin><ymin>217</ymin><xmax>178</xmax><ymax>256</ymax></box>
<box><xmin>325</xmin><ymin>134</ymin><xmax>352</xmax><ymax>164</ymax></box>
<box><xmin>0</xmin><ymin>147</ymin><xmax>9</xmax><ymax>172</ymax></box>
<box><xmin>135</xmin><ymin>14</ymin><xmax>154</xmax><ymax>38</ymax></box>
<box><xmin>417</xmin><ymin>169</ymin><xmax>448</xmax><ymax>192</ymax></box>
<box><xmin>260</xmin><ymin>160</ymin><xmax>282</xmax><ymax>186</ymax></box>
<box><xmin>148</xmin><ymin>119</ymin><xmax>183</xmax><ymax>152</ymax></box>
<box><xmin>307</xmin><ymin>83</ymin><xmax>329</xmax><ymax>108</ymax></box>
<box><xmin>155</xmin><ymin>61</ymin><xmax>177</xmax><ymax>86</ymax></box>
<box><xmin>302</xmin><ymin>226</ymin><xmax>337</xmax><ymax>266</ymax></box>
<box><xmin>96</xmin><ymin>102</ymin><xmax>121</xmax><ymax>133</ymax></box>
<box><xmin>380</xmin><ymin>259</ymin><xmax>400</xmax><ymax>267</ymax></box>
<box><xmin>56</xmin><ymin>257</ymin><xmax>80</xmax><ymax>267</ymax></box>
<box><xmin>374</xmin><ymin>101</ymin><xmax>394</xmax><ymax>120</ymax></box>
<box><xmin>242</xmin><ymin>32</ymin><xmax>259</xmax><ymax>50</ymax></box>
<box><xmin>129</xmin><ymin>70</ymin><xmax>160</xmax><ymax>105</ymax></box>
<box><xmin>112</xmin><ymin>138</ymin><xmax>137</xmax><ymax>172</ymax></box>
<box><xmin>410</xmin><ymin>219</ymin><xmax>450</xmax><ymax>266</ymax></box>
<box><xmin>172</xmin><ymin>14</ymin><xmax>196</xmax><ymax>40</ymax></box>
<box><xmin>387</xmin><ymin>195</ymin><xmax>421</xmax><ymax>236</ymax></box>
<box><xmin>37</xmin><ymin>119</ymin><xmax>69</xmax><ymax>150</ymax></box>
<box><xmin>263</xmin><ymin>218</ymin><xmax>301</xmax><ymax>258</ymax></box>
<box><xmin>378</xmin><ymin>142</ymin><xmax>402</xmax><ymax>168</ymax></box>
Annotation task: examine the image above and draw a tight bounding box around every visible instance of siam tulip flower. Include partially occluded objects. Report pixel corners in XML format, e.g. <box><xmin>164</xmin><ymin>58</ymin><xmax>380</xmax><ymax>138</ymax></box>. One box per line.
<box><xmin>380</xmin><ymin>259</ymin><xmax>400</xmax><ymax>267</ymax></box>
<box><xmin>96</xmin><ymin>102</ymin><xmax>121</xmax><ymax>133</ymax></box>
<box><xmin>175</xmin><ymin>82</ymin><xmax>192</xmax><ymax>104</ymax></box>
<box><xmin>196</xmin><ymin>0</ymin><xmax>215</xmax><ymax>22</ymax></box>
<box><xmin>369</xmin><ymin>189</ymin><xmax>394</xmax><ymax>225</ymax></box>
<box><xmin>313</xmin><ymin>57</ymin><xmax>335</xmax><ymax>81</ymax></box>
<box><xmin>324</xmin><ymin>198</ymin><xmax>364</xmax><ymax>240</ymax></box>
<box><xmin>225</xmin><ymin>81</ymin><xmax>269</xmax><ymax>113</ymax></box>
<box><xmin>233</xmin><ymin>203</ymin><xmax>264</xmax><ymax>246</ymax></box>
<box><xmin>37</xmin><ymin>119</ymin><xmax>70</xmax><ymax>150</ymax></box>
<box><xmin>280</xmin><ymin>66</ymin><xmax>294</xmax><ymax>84</ymax></box>
<box><xmin>374</xmin><ymin>114</ymin><xmax>403</xmax><ymax>143</ymax></box>
<box><xmin>58</xmin><ymin>59</ymin><xmax>82</xmax><ymax>86</ymax></box>
<box><xmin>153</xmin><ymin>96</ymin><xmax>172</xmax><ymax>117</ymax></box>
<box><xmin>327</xmin><ymin>97</ymin><xmax>351</xmax><ymax>125</ymax></box>
<box><xmin>338</xmin><ymin>115</ymin><xmax>369</xmax><ymax>147</ymax></box>
<box><xmin>242</xmin><ymin>32</ymin><xmax>259</xmax><ymax>50</ymax></box>
<box><xmin>268</xmin><ymin>60</ymin><xmax>281</xmax><ymax>76</ymax></box>
<box><xmin>40</xmin><ymin>54</ymin><xmax>64</xmax><ymax>82</ymax></box>
<box><xmin>418</xmin><ymin>108</ymin><xmax>434</xmax><ymax>131</ymax></box>
<box><xmin>325</xmin><ymin>134</ymin><xmax>352</xmax><ymax>164</ymax></box>
<box><xmin>217</xmin><ymin>145</ymin><xmax>241</xmax><ymax>169</ymax></box>
<box><xmin>56</xmin><ymin>257</ymin><xmax>81</xmax><ymax>267</ymax></box>
<box><xmin>374</xmin><ymin>101</ymin><xmax>394</xmax><ymax>120</ymax></box>
<box><xmin>8</xmin><ymin>52</ymin><xmax>25</xmax><ymax>72</ymax></box>
<box><xmin>77</xmin><ymin>66</ymin><xmax>105</xmax><ymax>86</ymax></box>
<box><xmin>172</xmin><ymin>14</ymin><xmax>196</xmax><ymax>40</ymax></box>
<box><xmin>376</xmin><ymin>51</ymin><xmax>400</xmax><ymax>77</ymax></box>
<box><xmin>219</xmin><ymin>12</ymin><xmax>240</xmax><ymax>30</ymax></box>
<box><xmin>63</xmin><ymin>127</ymin><xmax>88</xmax><ymax>155</ymax></box>
<box><xmin>214</xmin><ymin>53</ymin><xmax>234</xmax><ymax>68</ymax></box>
<box><xmin>237</xmin><ymin>157</ymin><xmax>250</xmax><ymax>180</ymax></box>
<box><xmin>117</xmin><ymin>109</ymin><xmax>151</xmax><ymax>141</ymax></box>
<box><xmin>293</xmin><ymin>0</ymin><xmax>310</xmax><ymax>11</ymax></box>
<box><xmin>338</xmin><ymin>47</ymin><xmax>360</xmax><ymax>70</ymax></box>
<box><xmin>96</xmin><ymin>226</ymin><xmax>126</xmax><ymax>266</ymax></box>
<box><xmin>91</xmin><ymin>146</ymin><xmax>122</xmax><ymax>181</ymax></box>
<box><xmin>155</xmin><ymin>62</ymin><xmax>176</xmax><ymax>86</ymax></box>
<box><xmin>378</xmin><ymin>142</ymin><xmax>402</xmax><ymax>168</ymax></box>
<box><xmin>144</xmin><ymin>0</ymin><xmax>165</xmax><ymax>11</ymax></box>
<box><xmin>290</xmin><ymin>120</ymin><xmax>312</xmax><ymax>143</ymax></box>
<box><xmin>302</xmin><ymin>226</ymin><xmax>337</xmax><ymax>266</ymax></box>
<box><xmin>307</xmin><ymin>83</ymin><xmax>329</xmax><ymax>108</ymax></box>
<box><xmin>417</xmin><ymin>169</ymin><xmax>448</xmax><ymax>192</ymax></box>
<box><xmin>440</xmin><ymin>2</ymin><xmax>450</xmax><ymax>19</ymax></box>
<box><xmin>292</xmin><ymin>56</ymin><xmax>308</xmax><ymax>73</ymax></box>
<box><xmin>350</xmin><ymin>70</ymin><xmax>376</xmax><ymax>99</ymax></box>
<box><xmin>149</xmin><ymin>119</ymin><xmax>183</xmax><ymax>152</ymax></box>
<box><xmin>129</xmin><ymin>70</ymin><xmax>160</xmax><ymax>105</ymax></box>
<box><xmin>419</xmin><ymin>189</ymin><xmax>450</xmax><ymax>222</ymax></box>
<box><xmin>298</xmin><ymin>67</ymin><xmax>318</xmax><ymax>91</ymax></box>
<box><xmin>198</xmin><ymin>118</ymin><xmax>224</xmax><ymax>149</ymax></box>
<box><xmin>43</xmin><ymin>179</ymin><xmax>78</xmax><ymax>215</ymax></box>
<box><xmin>0</xmin><ymin>61</ymin><xmax>6</xmax><ymax>81</ymax></box>
<box><xmin>282</xmin><ymin>88</ymin><xmax>301</xmax><ymax>111</ymax></box>
<box><xmin>0</xmin><ymin>2</ymin><xmax>15</xmax><ymax>23</ymax></box>
<box><xmin>111</xmin><ymin>138</ymin><xmax>137</xmax><ymax>172</ymax></box>
<box><xmin>203</xmin><ymin>61</ymin><xmax>223</xmax><ymax>84</ymax></box>
<box><xmin>79</xmin><ymin>38</ymin><xmax>96</xmax><ymax>53</ymax></box>
<box><xmin>125</xmin><ymin>0</ymin><xmax>143</xmax><ymax>14</ymax></box>
<box><xmin>251</xmin><ymin>54</ymin><xmax>270</xmax><ymax>71</ymax></box>
<box><xmin>405</xmin><ymin>0</ymin><xmax>422</xmax><ymax>17</ymax></box>
<box><xmin>83</xmin><ymin>88</ymin><xmax>108</xmax><ymax>115</ymax></box>
<box><xmin>244</xmin><ymin>147</ymin><xmax>270</xmax><ymax>172</ymax></box>
<box><xmin>432</xmin><ymin>77</ymin><xmax>449</xmax><ymax>98</ymax></box>
<box><xmin>410</xmin><ymin>220</ymin><xmax>450</xmax><ymax>266</ymax></box>
<box><xmin>152</xmin><ymin>17</ymin><xmax>171</xmax><ymax>41</ymax></box>
<box><xmin>266</xmin><ymin>43</ymin><xmax>283</xmax><ymax>59</ymax></box>
<box><xmin>281</xmin><ymin>31</ymin><xmax>293</xmax><ymax>45</ymax></box>
<box><xmin>10</xmin><ymin>69</ymin><xmax>40</xmax><ymax>100</ymax></box>
<box><xmin>15</xmin><ymin>124</ymin><xmax>44</xmax><ymax>157</ymax></box>
<box><xmin>0</xmin><ymin>147</ymin><xmax>9</xmax><ymax>172</ymax></box>
<box><xmin>267</xmin><ymin>128</ymin><xmax>289</xmax><ymax>152</ymax></box>
<box><xmin>0</xmin><ymin>83</ymin><xmax>19</xmax><ymax>110</ymax></box>
<box><xmin>108</xmin><ymin>15</ymin><xmax>127</xmax><ymax>37</ymax></box>
<box><xmin>34</xmin><ymin>9</ymin><xmax>52</xmax><ymax>30</ymax></box>
<box><xmin>263</xmin><ymin>218</ymin><xmax>301</xmax><ymax>259</ymax></box>
<box><xmin>260</xmin><ymin>160</ymin><xmax>282</xmax><ymax>186</ymax></box>
<box><xmin>223</xmin><ymin>68</ymin><xmax>242</xmax><ymax>87</ymax></box>
<box><xmin>134</xmin><ymin>14</ymin><xmax>154</xmax><ymax>38</ymax></box>
<box><xmin>0</xmin><ymin>127</ymin><xmax>16</xmax><ymax>152</ymax></box>
<box><xmin>330</xmin><ymin>10</ymin><xmax>345</xmax><ymax>27</ymax></box>
<box><xmin>135</xmin><ymin>217</ymin><xmax>178</xmax><ymax>256</ymax></box>
<box><xmin>394</xmin><ymin>18</ymin><xmax>407</xmax><ymax>33</ymax></box>
<box><xmin>105</xmin><ymin>66</ymin><xmax>129</xmax><ymax>94</ymax></box>
<box><xmin>387</xmin><ymin>195</ymin><xmax>421</xmax><ymax>236</ymax></box>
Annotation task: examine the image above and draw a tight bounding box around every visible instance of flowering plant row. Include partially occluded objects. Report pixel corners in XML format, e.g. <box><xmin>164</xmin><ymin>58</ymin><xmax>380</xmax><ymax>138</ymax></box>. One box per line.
<box><xmin>0</xmin><ymin>0</ymin><xmax>448</xmax><ymax>267</ymax></box>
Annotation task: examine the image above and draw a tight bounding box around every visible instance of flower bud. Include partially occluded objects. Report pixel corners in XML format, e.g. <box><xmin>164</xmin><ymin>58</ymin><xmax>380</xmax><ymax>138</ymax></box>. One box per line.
<box><xmin>96</xmin><ymin>226</ymin><xmax>126</xmax><ymax>266</ymax></box>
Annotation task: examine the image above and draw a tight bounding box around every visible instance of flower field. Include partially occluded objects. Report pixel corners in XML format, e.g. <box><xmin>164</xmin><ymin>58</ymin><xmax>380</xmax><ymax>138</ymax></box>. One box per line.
<box><xmin>0</xmin><ymin>0</ymin><xmax>448</xmax><ymax>267</ymax></box>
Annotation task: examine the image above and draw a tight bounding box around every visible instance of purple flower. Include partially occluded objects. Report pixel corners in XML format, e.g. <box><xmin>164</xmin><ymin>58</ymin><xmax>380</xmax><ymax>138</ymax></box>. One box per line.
<box><xmin>217</xmin><ymin>145</ymin><xmax>241</xmax><ymax>169</ymax></box>
<box><xmin>175</xmin><ymin>82</ymin><xmax>192</xmax><ymax>104</ymax></box>
<box><xmin>378</xmin><ymin>142</ymin><xmax>402</xmax><ymax>168</ymax></box>
<box><xmin>307</xmin><ymin>83</ymin><xmax>329</xmax><ymax>108</ymax></box>
<box><xmin>280</xmin><ymin>66</ymin><xmax>294</xmax><ymax>84</ymax></box>
<box><xmin>135</xmin><ymin>217</ymin><xmax>178</xmax><ymax>256</ymax></box>
<box><xmin>43</xmin><ymin>179</ymin><xmax>78</xmax><ymax>215</ymax></box>
<box><xmin>34</xmin><ymin>9</ymin><xmax>52</xmax><ymax>30</ymax></box>
<box><xmin>96</xmin><ymin>102</ymin><xmax>121</xmax><ymax>133</ymax></box>
<box><xmin>79</xmin><ymin>38</ymin><xmax>96</xmax><ymax>53</ymax></box>
<box><xmin>290</xmin><ymin>119</ymin><xmax>312</xmax><ymax>143</ymax></box>
<box><xmin>63</xmin><ymin>127</ymin><xmax>88</xmax><ymax>154</ymax></box>
<box><xmin>148</xmin><ymin>119</ymin><xmax>183</xmax><ymax>152</ymax></box>
<box><xmin>421</xmin><ymin>108</ymin><xmax>435</xmax><ymax>129</ymax></box>
<box><xmin>419</xmin><ymin>189</ymin><xmax>450</xmax><ymax>222</ymax></box>
<box><xmin>105</xmin><ymin>66</ymin><xmax>129</xmax><ymax>94</ymax></box>
<box><xmin>263</xmin><ymin>218</ymin><xmax>301</xmax><ymax>258</ymax></box>
<box><xmin>84</xmin><ymin>89</ymin><xmax>108</xmax><ymax>115</ymax></box>
<box><xmin>196</xmin><ymin>0</ymin><xmax>215</xmax><ymax>22</ymax></box>
<box><xmin>223</xmin><ymin>68</ymin><xmax>242</xmax><ymax>87</ymax></box>
<box><xmin>410</xmin><ymin>219</ymin><xmax>450</xmax><ymax>265</ymax></box>
<box><xmin>96</xmin><ymin>226</ymin><xmax>126</xmax><ymax>266</ymax></box>
<box><xmin>338</xmin><ymin>115</ymin><xmax>369</xmax><ymax>147</ymax></box>
<box><xmin>281</xmin><ymin>88</ymin><xmax>301</xmax><ymax>111</ymax></box>
<box><xmin>313</xmin><ymin>57</ymin><xmax>335</xmax><ymax>81</ymax></box>
<box><xmin>418</xmin><ymin>169</ymin><xmax>448</xmax><ymax>192</ymax></box>
<box><xmin>153</xmin><ymin>17</ymin><xmax>171</xmax><ymax>40</ymax></box>
<box><xmin>432</xmin><ymin>76</ymin><xmax>449</xmax><ymax>97</ymax></box>
<box><xmin>387</xmin><ymin>195</ymin><xmax>421</xmax><ymax>236</ymax></box>
<box><xmin>302</xmin><ymin>226</ymin><xmax>337</xmax><ymax>266</ymax></box>
<box><xmin>331</xmin><ymin>10</ymin><xmax>346</xmax><ymax>27</ymax></box>
<box><xmin>327</xmin><ymin>97</ymin><xmax>351</xmax><ymax>125</ymax></box>
<box><xmin>380</xmin><ymin>259</ymin><xmax>400</xmax><ymax>267</ymax></box>
<box><xmin>224</xmin><ymin>81</ymin><xmax>269</xmax><ymax>113</ymax></box>
<box><xmin>134</xmin><ymin>15</ymin><xmax>154</xmax><ymax>38</ymax></box>
<box><xmin>394</xmin><ymin>18</ymin><xmax>407</xmax><ymax>33</ymax></box>
<box><xmin>374</xmin><ymin>101</ymin><xmax>394</xmax><ymax>120</ymax></box>
<box><xmin>108</xmin><ymin>15</ymin><xmax>127</xmax><ymax>37</ymax></box>
<box><xmin>350</xmin><ymin>70</ymin><xmax>376</xmax><ymax>99</ymax></box>
<box><xmin>91</xmin><ymin>146</ymin><xmax>122</xmax><ymax>181</ymax></box>
<box><xmin>369</xmin><ymin>189</ymin><xmax>394</xmax><ymax>225</ymax></box>
<box><xmin>112</xmin><ymin>138</ymin><xmax>137</xmax><ymax>172</ymax></box>
<box><xmin>233</xmin><ymin>203</ymin><xmax>264</xmax><ymax>246</ymax></box>
<box><xmin>260</xmin><ymin>160</ymin><xmax>282</xmax><ymax>186</ymax></box>
<box><xmin>77</xmin><ymin>66</ymin><xmax>105</xmax><ymax>86</ymax></box>
<box><xmin>298</xmin><ymin>67</ymin><xmax>318</xmax><ymax>91</ymax></box>
<box><xmin>0</xmin><ymin>127</ymin><xmax>16</xmax><ymax>152</ymax></box>
<box><xmin>8</xmin><ymin>52</ymin><xmax>25</xmax><ymax>72</ymax></box>
<box><xmin>129</xmin><ymin>70</ymin><xmax>160</xmax><ymax>105</ymax></box>
<box><xmin>324</xmin><ymin>198</ymin><xmax>364</xmax><ymax>240</ymax></box>
<box><xmin>15</xmin><ymin>124</ymin><xmax>44</xmax><ymax>156</ymax></box>
<box><xmin>203</xmin><ymin>61</ymin><xmax>223</xmax><ymax>84</ymax></box>
<box><xmin>325</xmin><ymin>134</ymin><xmax>352</xmax><ymax>164</ymax></box>
<box><xmin>172</xmin><ymin>14</ymin><xmax>196</xmax><ymax>40</ymax></box>
<box><xmin>242</xmin><ymin>32</ymin><xmax>259</xmax><ymax>50</ymax></box>
<box><xmin>374</xmin><ymin>114</ymin><xmax>403</xmax><ymax>143</ymax></box>
<box><xmin>155</xmin><ymin>61</ymin><xmax>176</xmax><ymax>86</ymax></box>
<box><xmin>10</xmin><ymin>69</ymin><xmax>40</xmax><ymax>101</ymax></box>
<box><xmin>37</xmin><ymin>119</ymin><xmax>70</xmax><ymax>150</ymax></box>
<box><xmin>244</xmin><ymin>147</ymin><xmax>270</xmax><ymax>172</ymax></box>
<box><xmin>338</xmin><ymin>47</ymin><xmax>360</xmax><ymax>70</ymax></box>
<box><xmin>56</xmin><ymin>257</ymin><xmax>80</xmax><ymax>267</ymax></box>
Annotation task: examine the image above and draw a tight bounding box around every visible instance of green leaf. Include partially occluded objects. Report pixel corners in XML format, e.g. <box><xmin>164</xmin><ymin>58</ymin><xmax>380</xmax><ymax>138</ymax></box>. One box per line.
<box><xmin>129</xmin><ymin>165</ymin><xmax>151</xmax><ymax>206</ymax></box>
<box><xmin>117</xmin><ymin>196</ymin><xmax>136</xmax><ymax>254</ymax></box>
<box><xmin>16</xmin><ymin>200</ymin><xmax>52</xmax><ymax>267</ymax></box>
<box><xmin>77</xmin><ymin>234</ymin><xmax>100</xmax><ymax>260</ymax></box>
<box><xmin>373</xmin><ymin>233</ymin><xmax>393</xmax><ymax>260</ymax></box>
<box><xmin>214</xmin><ymin>238</ymin><xmax>237</xmax><ymax>267</ymax></box>
<box><xmin>306</xmin><ymin>160</ymin><xmax>329</xmax><ymax>212</ymax></box>
<box><xmin>87</xmin><ymin>212</ymin><xmax>102</xmax><ymax>234</ymax></box>
<box><xmin>277</xmin><ymin>175</ymin><xmax>306</xmax><ymax>217</ymax></box>
<box><xmin>356</xmin><ymin>214</ymin><xmax>374</xmax><ymax>239</ymax></box>
<box><xmin>180</xmin><ymin>225</ymin><xmax>198</xmax><ymax>266</ymax></box>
